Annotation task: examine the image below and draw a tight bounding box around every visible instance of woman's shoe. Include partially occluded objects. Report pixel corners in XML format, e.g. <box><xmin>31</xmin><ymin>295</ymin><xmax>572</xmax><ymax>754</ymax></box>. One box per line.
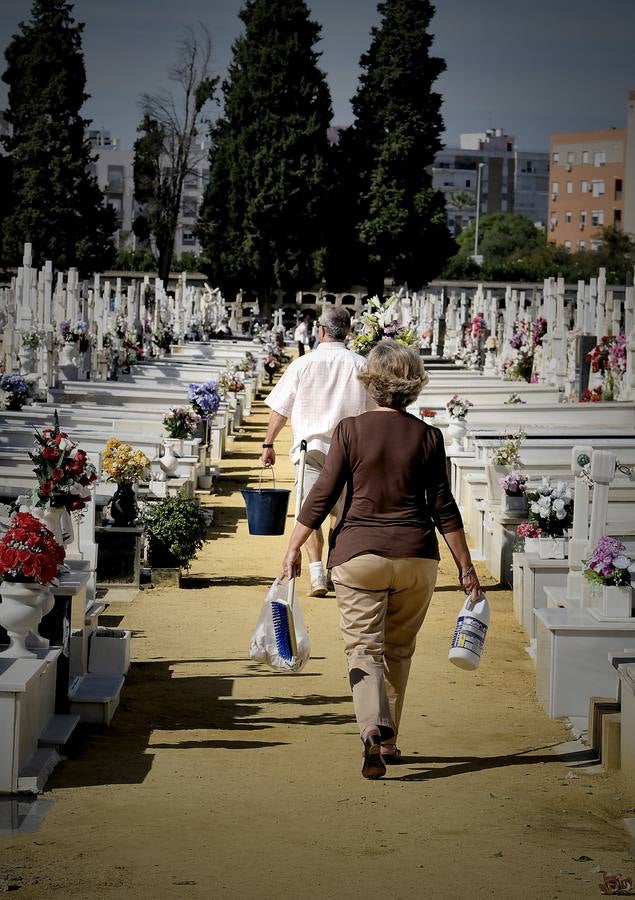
<box><xmin>361</xmin><ymin>734</ymin><xmax>386</xmax><ymax>780</ymax></box>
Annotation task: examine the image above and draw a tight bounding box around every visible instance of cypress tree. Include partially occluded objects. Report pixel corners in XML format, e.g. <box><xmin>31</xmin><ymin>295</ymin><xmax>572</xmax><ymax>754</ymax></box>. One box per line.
<box><xmin>1</xmin><ymin>0</ymin><xmax>116</xmax><ymax>272</ymax></box>
<box><xmin>345</xmin><ymin>0</ymin><xmax>454</xmax><ymax>294</ymax></box>
<box><xmin>196</xmin><ymin>0</ymin><xmax>333</xmax><ymax>311</ymax></box>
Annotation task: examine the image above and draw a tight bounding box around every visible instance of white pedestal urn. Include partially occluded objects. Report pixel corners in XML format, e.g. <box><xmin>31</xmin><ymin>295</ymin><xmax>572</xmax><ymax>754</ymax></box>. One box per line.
<box><xmin>59</xmin><ymin>341</ymin><xmax>79</xmax><ymax>381</ymax></box>
<box><xmin>0</xmin><ymin>582</ymin><xmax>50</xmax><ymax>658</ymax></box>
<box><xmin>446</xmin><ymin>416</ymin><xmax>468</xmax><ymax>453</ymax></box>
<box><xmin>160</xmin><ymin>438</ymin><xmax>181</xmax><ymax>479</ymax></box>
<box><xmin>18</xmin><ymin>344</ymin><xmax>38</xmax><ymax>375</ymax></box>
<box><xmin>589</xmin><ymin>583</ymin><xmax>633</xmax><ymax>620</ymax></box>
<box><xmin>60</xmin><ymin>341</ymin><xmax>78</xmax><ymax>366</ymax></box>
<box><xmin>538</xmin><ymin>536</ymin><xmax>568</xmax><ymax>560</ymax></box>
<box><xmin>26</xmin><ymin>587</ymin><xmax>55</xmax><ymax>651</ymax></box>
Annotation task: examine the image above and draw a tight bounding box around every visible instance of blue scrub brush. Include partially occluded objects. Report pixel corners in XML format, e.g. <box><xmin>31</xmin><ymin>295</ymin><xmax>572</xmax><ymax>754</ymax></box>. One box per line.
<box><xmin>271</xmin><ymin>438</ymin><xmax>306</xmax><ymax>665</ymax></box>
<box><xmin>271</xmin><ymin>597</ymin><xmax>298</xmax><ymax>663</ymax></box>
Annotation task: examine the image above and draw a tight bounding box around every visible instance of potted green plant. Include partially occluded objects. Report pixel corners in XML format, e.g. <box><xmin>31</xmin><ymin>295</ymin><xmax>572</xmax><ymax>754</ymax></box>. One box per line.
<box><xmin>141</xmin><ymin>495</ymin><xmax>207</xmax><ymax>570</ymax></box>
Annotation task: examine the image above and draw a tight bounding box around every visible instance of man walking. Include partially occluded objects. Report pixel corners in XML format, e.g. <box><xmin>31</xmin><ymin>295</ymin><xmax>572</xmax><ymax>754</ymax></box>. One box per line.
<box><xmin>260</xmin><ymin>306</ymin><xmax>374</xmax><ymax>596</ymax></box>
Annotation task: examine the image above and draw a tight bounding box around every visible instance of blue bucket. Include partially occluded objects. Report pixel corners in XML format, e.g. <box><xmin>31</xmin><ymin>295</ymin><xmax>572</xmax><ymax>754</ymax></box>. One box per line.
<box><xmin>240</xmin><ymin>468</ymin><xmax>290</xmax><ymax>535</ymax></box>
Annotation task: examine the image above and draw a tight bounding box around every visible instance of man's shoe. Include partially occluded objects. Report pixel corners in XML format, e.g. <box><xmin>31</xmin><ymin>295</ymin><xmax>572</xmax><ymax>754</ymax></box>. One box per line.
<box><xmin>308</xmin><ymin>575</ymin><xmax>327</xmax><ymax>597</ymax></box>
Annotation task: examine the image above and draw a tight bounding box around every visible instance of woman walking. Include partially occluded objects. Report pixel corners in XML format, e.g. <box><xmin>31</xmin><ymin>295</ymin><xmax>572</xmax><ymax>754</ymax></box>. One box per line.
<box><xmin>281</xmin><ymin>340</ymin><xmax>481</xmax><ymax>779</ymax></box>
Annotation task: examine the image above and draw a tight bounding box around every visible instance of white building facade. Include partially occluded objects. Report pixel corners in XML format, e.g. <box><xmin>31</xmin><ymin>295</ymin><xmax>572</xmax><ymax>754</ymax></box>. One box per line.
<box><xmin>431</xmin><ymin>129</ymin><xmax>549</xmax><ymax>237</ymax></box>
<box><xmin>88</xmin><ymin>128</ymin><xmax>209</xmax><ymax>257</ymax></box>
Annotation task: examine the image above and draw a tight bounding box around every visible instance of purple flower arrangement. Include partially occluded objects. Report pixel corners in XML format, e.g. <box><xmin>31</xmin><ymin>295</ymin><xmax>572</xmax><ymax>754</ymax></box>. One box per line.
<box><xmin>163</xmin><ymin>405</ymin><xmax>202</xmax><ymax>439</ymax></box>
<box><xmin>188</xmin><ymin>380</ymin><xmax>222</xmax><ymax>420</ymax></box>
<box><xmin>499</xmin><ymin>471</ymin><xmax>527</xmax><ymax>496</ymax></box>
<box><xmin>584</xmin><ymin>536</ymin><xmax>632</xmax><ymax>587</ymax></box>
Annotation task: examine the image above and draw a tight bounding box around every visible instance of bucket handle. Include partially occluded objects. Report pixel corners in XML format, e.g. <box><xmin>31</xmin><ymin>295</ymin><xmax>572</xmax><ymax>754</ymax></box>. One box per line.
<box><xmin>257</xmin><ymin>466</ymin><xmax>276</xmax><ymax>491</ymax></box>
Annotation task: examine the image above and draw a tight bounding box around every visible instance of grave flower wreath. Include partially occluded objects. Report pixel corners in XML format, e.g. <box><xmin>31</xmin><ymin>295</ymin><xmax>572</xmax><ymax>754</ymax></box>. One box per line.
<box><xmin>219</xmin><ymin>371</ymin><xmax>245</xmax><ymax>394</ymax></box>
<box><xmin>0</xmin><ymin>373</ymin><xmax>30</xmax><ymax>411</ymax></box>
<box><xmin>102</xmin><ymin>438</ymin><xmax>150</xmax><ymax>485</ymax></box>
<box><xmin>491</xmin><ymin>431</ymin><xmax>525</xmax><ymax>467</ymax></box>
<box><xmin>526</xmin><ymin>478</ymin><xmax>573</xmax><ymax>537</ymax></box>
<box><xmin>30</xmin><ymin>415</ymin><xmax>98</xmax><ymax>511</ymax></box>
<box><xmin>162</xmin><ymin>405</ymin><xmax>201</xmax><ymax>439</ymax></box>
<box><xmin>516</xmin><ymin>521</ymin><xmax>542</xmax><ymax>540</ymax></box>
<box><xmin>188</xmin><ymin>380</ymin><xmax>222</xmax><ymax>420</ymax></box>
<box><xmin>446</xmin><ymin>394</ymin><xmax>473</xmax><ymax>419</ymax></box>
<box><xmin>0</xmin><ymin>511</ymin><xmax>65</xmax><ymax>585</ymax></box>
<box><xmin>499</xmin><ymin>470</ymin><xmax>527</xmax><ymax>496</ymax></box>
<box><xmin>352</xmin><ymin>294</ymin><xmax>418</xmax><ymax>355</ymax></box>
<box><xmin>583</xmin><ymin>536</ymin><xmax>633</xmax><ymax>587</ymax></box>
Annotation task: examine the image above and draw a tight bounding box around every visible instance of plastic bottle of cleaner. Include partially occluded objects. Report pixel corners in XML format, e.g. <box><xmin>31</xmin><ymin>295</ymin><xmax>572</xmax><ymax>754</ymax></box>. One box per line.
<box><xmin>448</xmin><ymin>592</ymin><xmax>490</xmax><ymax>670</ymax></box>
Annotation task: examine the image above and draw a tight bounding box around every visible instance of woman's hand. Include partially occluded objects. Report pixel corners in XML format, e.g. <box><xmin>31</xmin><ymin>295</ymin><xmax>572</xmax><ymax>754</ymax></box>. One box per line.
<box><xmin>281</xmin><ymin>548</ymin><xmax>302</xmax><ymax>580</ymax></box>
<box><xmin>460</xmin><ymin>564</ymin><xmax>481</xmax><ymax>599</ymax></box>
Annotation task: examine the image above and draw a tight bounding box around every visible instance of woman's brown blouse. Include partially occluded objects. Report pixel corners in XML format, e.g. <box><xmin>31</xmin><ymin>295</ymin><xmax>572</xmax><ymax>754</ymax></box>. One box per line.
<box><xmin>297</xmin><ymin>410</ymin><xmax>464</xmax><ymax>568</ymax></box>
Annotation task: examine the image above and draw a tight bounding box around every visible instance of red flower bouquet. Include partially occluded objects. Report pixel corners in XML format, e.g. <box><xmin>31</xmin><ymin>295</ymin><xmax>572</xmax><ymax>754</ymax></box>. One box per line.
<box><xmin>0</xmin><ymin>512</ymin><xmax>65</xmax><ymax>584</ymax></box>
<box><xmin>29</xmin><ymin>414</ymin><xmax>98</xmax><ymax>511</ymax></box>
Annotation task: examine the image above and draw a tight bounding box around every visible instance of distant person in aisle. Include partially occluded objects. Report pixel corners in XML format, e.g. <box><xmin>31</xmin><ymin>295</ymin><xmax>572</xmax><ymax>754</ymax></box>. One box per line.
<box><xmin>294</xmin><ymin>316</ymin><xmax>309</xmax><ymax>356</ymax></box>
<box><xmin>261</xmin><ymin>306</ymin><xmax>374</xmax><ymax>596</ymax></box>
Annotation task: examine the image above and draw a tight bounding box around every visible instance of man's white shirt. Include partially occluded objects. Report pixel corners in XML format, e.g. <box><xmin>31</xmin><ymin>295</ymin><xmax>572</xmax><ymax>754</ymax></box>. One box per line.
<box><xmin>266</xmin><ymin>342</ymin><xmax>375</xmax><ymax>462</ymax></box>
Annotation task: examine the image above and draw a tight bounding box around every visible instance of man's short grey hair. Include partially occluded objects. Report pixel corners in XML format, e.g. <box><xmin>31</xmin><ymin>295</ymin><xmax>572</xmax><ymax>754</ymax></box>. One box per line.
<box><xmin>319</xmin><ymin>306</ymin><xmax>351</xmax><ymax>341</ymax></box>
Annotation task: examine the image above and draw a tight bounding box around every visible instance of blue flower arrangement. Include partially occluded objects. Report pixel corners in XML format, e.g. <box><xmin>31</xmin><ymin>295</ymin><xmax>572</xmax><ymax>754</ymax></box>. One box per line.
<box><xmin>188</xmin><ymin>380</ymin><xmax>221</xmax><ymax>420</ymax></box>
<box><xmin>0</xmin><ymin>373</ymin><xmax>29</xmax><ymax>410</ymax></box>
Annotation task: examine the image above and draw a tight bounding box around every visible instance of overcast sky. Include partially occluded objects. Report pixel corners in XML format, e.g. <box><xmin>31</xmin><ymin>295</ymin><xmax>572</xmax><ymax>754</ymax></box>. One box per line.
<box><xmin>1</xmin><ymin>0</ymin><xmax>633</xmax><ymax>153</ymax></box>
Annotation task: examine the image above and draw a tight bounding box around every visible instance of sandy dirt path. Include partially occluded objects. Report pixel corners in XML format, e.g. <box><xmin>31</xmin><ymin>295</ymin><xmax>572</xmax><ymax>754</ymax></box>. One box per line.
<box><xmin>1</xmin><ymin>384</ymin><xmax>634</xmax><ymax>900</ymax></box>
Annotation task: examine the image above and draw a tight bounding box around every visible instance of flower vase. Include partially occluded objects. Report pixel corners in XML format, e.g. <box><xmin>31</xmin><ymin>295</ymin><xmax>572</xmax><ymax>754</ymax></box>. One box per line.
<box><xmin>59</xmin><ymin>340</ymin><xmax>79</xmax><ymax>382</ymax></box>
<box><xmin>503</xmin><ymin>493</ymin><xmax>528</xmax><ymax>515</ymax></box>
<box><xmin>19</xmin><ymin>344</ymin><xmax>37</xmax><ymax>375</ymax></box>
<box><xmin>538</xmin><ymin>536</ymin><xmax>568</xmax><ymax>559</ymax></box>
<box><xmin>590</xmin><ymin>583</ymin><xmax>633</xmax><ymax>619</ymax></box>
<box><xmin>160</xmin><ymin>438</ymin><xmax>181</xmax><ymax>479</ymax></box>
<box><xmin>31</xmin><ymin>505</ymin><xmax>70</xmax><ymax>547</ymax></box>
<box><xmin>110</xmin><ymin>483</ymin><xmax>137</xmax><ymax>526</ymax></box>
<box><xmin>485</xmin><ymin>464</ymin><xmax>509</xmax><ymax>506</ymax></box>
<box><xmin>0</xmin><ymin>581</ymin><xmax>50</xmax><ymax>658</ymax></box>
<box><xmin>446</xmin><ymin>416</ymin><xmax>468</xmax><ymax>453</ymax></box>
<box><xmin>60</xmin><ymin>341</ymin><xmax>78</xmax><ymax>366</ymax></box>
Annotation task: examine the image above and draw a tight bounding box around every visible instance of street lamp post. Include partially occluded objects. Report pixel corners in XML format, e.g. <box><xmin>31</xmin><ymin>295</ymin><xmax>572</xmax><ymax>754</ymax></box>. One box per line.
<box><xmin>473</xmin><ymin>162</ymin><xmax>485</xmax><ymax>264</ymax></box>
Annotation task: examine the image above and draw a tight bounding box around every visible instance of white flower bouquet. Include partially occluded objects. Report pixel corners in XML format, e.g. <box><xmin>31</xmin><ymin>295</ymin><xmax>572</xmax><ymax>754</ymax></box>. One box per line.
<box><xmin>446</xmin><ymin>394</ymin><xmax>473</xmax><ymax>419</ymax></box>
<box><xmin>526</xmin><ymin>477</ymin><xmax>573</xmax><ymax>537</ymax></box>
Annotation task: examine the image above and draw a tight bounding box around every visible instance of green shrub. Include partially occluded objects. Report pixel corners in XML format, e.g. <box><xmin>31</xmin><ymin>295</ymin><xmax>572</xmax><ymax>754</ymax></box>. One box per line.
<box><xmin>141</xmin><ymin>495</ymin><xmax>207</xmax><ymax>569</ymax></box>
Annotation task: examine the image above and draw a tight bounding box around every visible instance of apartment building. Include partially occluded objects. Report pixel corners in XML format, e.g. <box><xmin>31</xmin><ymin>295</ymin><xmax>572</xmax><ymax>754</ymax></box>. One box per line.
<box><xmin>548</xmin><ymin>129</ymin><xmax>625</xmax><ymax>250</ymax></box>
<box><xmin>431</xmin><ymin>129</ymin><xmax>549</xmax><ymax>237</ymax></box>
<box><xmin>88</xmin><ymin>128</ymin><xmax>209</xmax><ymax>256</ymax></box>
<box><xmin>548</xmin><ymin>91</ymin><xmax>635</xmax><ymax>249</ymax></box>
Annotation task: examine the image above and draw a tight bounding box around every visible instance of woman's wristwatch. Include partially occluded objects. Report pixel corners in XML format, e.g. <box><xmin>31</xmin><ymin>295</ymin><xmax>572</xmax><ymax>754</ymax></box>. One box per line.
<box><xmin>262</xmin><ymin>443</ymin><xmax>274</xmax><ymax>448</ymax></box>
<box><xmin>460</xmin><ymin>565</ymin><xmax>476</xmax><ymax>582</ymax></box>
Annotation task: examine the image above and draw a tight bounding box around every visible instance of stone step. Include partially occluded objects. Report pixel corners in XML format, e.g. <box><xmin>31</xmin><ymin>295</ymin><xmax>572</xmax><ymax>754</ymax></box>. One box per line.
<box><xmin>69</xmin><ymin>674</ymin><xmax>124</xmax><ymax>726</ymax></box>
<box><xmin>17</xmin><ymin>748</ymin><xmax>61</xmax><ymax>794</ymax></box>
<box><xmin>38</xmin><ymin>714</ymin><xmax>80</xmax><ymax>750</ymax></box>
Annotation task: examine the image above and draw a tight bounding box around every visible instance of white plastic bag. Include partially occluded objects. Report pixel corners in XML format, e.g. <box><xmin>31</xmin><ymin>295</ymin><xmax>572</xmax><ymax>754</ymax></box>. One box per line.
<box><xmin>249</xmin><ymin>577</ymin><xmax>310</xmax><ymax>673</ymax></box>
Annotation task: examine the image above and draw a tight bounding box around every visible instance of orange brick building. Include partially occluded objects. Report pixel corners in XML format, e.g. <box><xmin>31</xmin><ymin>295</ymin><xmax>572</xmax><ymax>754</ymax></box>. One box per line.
<box><xmin>548</xmin><ymin>128</ymin><xmax>625</xmax><ymax>250</ymax></box>
<box><xmin>548</xmin><ymin>91</ymin><xmax>635</xmax><ymax>250</ymax></box>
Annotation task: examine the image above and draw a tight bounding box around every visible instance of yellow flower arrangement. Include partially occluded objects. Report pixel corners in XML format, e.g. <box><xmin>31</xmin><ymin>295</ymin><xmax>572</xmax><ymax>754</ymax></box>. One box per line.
<box><xmin>102</xmin><ymin>438</ymin><xmax>150</xmax><ymax>484</ymax></box>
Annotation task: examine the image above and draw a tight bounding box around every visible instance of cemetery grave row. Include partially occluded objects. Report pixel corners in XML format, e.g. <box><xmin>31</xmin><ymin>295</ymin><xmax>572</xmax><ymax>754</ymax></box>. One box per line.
<box><xmin>1</xmin><ymin>244</ymin><xmax>635</xmax><ymax>805</ymax></box>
